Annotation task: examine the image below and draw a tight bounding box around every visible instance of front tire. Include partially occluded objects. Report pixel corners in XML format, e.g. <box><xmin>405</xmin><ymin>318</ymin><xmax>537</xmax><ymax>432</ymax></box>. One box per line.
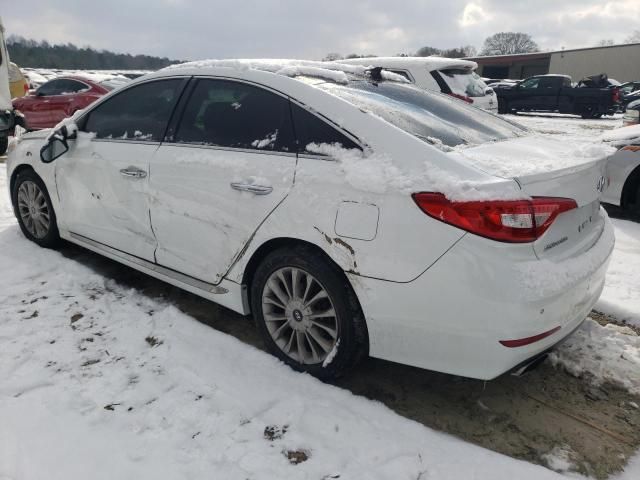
<box><xmin>11</xmin><ymin>169</ymin><xmax>60</xmax><ymax>248</ymax></box>
<box><xmin>251</xmin><ymin>245</ymin><xmax>368</xmax><ymax>379</ymax></box>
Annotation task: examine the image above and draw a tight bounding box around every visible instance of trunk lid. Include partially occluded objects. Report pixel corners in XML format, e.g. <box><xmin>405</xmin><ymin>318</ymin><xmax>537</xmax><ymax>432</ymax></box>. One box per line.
<box><xmin>456</xmin><ymin>135</ymin><xmax>614</xmax><ymax>259</ymax></box>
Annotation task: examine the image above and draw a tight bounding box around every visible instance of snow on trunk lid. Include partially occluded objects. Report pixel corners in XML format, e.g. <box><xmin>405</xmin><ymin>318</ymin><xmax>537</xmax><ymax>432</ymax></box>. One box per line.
<box><xmin>456</xmin><ymin>134</ymin><xmax>613</xmax><ymax>260</ymax></box>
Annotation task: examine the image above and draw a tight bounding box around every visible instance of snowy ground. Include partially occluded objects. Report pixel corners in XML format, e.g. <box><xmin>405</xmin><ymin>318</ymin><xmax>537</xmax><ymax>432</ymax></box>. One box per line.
<box><xmin>2</xmin><ymin>112</ymin><xmax>640</xmax><ymax>480</ymax></box>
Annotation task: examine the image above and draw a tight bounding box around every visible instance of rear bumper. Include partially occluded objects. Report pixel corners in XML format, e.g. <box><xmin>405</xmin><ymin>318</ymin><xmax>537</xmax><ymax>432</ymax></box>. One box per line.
<box><xmin>349</xmin><ymin>211</ymin><xmax>614</xmax><ymax>380</ymax></box>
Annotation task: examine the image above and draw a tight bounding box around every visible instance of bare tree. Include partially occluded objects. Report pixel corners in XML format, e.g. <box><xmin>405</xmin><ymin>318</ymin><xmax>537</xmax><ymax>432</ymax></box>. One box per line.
<box><xmin>596</xmin><ymin>39</ymin><xmax>615</xmax><ymax>47</ymax></box>
<box><xmin>415</xmin><ymin>46</ymin><xmax>440</xmax><ymax>57</ymax></box>
<box><xmin>323</xmin><ymin>52</ymin><xmax>343</xmax><ymax>61</ymax></box>
<box><xmin>480</xmin><ymin>32</ymin><xmax>539</xmax><ymax>55</ymax></box>
<box><xmin>625</xmin><ymin>30</ymin><xmax>640</xmax><ymax>43</ymax></box>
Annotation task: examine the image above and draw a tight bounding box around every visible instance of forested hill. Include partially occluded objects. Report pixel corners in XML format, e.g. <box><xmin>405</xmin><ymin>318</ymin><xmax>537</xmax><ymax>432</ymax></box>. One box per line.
<box><xmin>6</xmin><ymin>36</ymin><xmax>182</xmax><ymax>70</ymax></box>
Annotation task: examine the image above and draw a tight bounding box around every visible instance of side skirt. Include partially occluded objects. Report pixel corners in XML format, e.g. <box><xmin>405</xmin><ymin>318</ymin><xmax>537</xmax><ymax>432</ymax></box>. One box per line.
<box><xmin>62</xmin><ymin>230</ymin><xmax>248</xmax><ymax>315</ymax></box>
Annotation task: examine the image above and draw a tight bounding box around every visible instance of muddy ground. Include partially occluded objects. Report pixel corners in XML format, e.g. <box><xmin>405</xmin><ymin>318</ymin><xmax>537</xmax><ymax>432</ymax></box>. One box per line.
<box><xmin>55</xmin><ymin>242</ymin><xmax>640</xmax><ymax>479</ymax></box>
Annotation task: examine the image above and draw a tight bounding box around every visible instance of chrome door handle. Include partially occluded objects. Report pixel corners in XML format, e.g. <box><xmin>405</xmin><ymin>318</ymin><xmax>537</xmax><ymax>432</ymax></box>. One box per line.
<box><xmin>230</xmin><ymin>182</ymin><xmax>273</xmax><ymax>195</ymax></box>
<box><xmin>119</xmin><ymin>167</ymin><xmax>147</xmax><ymax>179</ymax></box>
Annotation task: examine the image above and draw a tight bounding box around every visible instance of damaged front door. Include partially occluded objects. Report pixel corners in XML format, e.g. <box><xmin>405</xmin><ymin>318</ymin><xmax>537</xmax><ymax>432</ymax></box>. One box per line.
<box><xmin>55</xmin><ymin>78</ymin><xmax>187</xmax><ymax>261</ymax></box>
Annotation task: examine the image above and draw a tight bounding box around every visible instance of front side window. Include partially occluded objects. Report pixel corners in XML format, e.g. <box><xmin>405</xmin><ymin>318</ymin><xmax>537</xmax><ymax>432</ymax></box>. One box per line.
<box><xmin>174</xmin><ymin>79</ymin><xmax>295</xmax><ymax>152</ymax></box>
<box><xmin>82</xmin><ymin>78</ymin><xmax>184</xmax><ymax>141</ymax></box>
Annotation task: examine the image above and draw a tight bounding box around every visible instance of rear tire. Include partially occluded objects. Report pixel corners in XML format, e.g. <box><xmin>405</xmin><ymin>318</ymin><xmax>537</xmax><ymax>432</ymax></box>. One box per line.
<box><xmin>11</xmin><ymin>169</ymin><xmax>60</xmax><ymax>248</ymax></box>
<box><xmin>0</xmin><ymin>136</ymin><xmax>7</xmax><ymax>155</ymax></box>
<box><xmin>250</xmin><ymin>245</ymin><xmax>368</xmax><ymax>379</ymax></box>
<box><xmin>581</xmin><ymin>106</ymin><xmax>596</xmax><ymax>119</ymax></box>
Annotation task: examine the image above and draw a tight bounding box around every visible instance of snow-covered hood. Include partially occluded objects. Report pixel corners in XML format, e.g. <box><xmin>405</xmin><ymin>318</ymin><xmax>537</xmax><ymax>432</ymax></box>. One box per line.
<box><xmin>454</xmin><ymin>135</ymin><xmax>616</xmax><ymax>179</ymax></box>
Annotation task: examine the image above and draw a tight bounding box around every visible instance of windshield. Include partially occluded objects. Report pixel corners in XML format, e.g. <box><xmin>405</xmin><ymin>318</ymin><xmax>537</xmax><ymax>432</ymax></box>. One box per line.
<box><xmin>314</xmin><ymin>79</ymin><xmax>527</xmax><ymax>148</ymax></box>
<box><xmin>439</xmin><ymin>68</ymin><xmax>488</xmax><ymax>97</ymax></box>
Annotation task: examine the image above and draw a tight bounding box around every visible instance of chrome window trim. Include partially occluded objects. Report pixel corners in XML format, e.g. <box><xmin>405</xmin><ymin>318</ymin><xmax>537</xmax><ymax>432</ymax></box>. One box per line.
<box><xmin>159</xmin><ymin>141</ymin><xmax>298</xmax><ymax>158</ymax></box>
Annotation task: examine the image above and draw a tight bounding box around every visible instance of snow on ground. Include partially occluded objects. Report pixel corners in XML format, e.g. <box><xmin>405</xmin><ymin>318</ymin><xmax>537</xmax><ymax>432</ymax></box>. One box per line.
<box><xmin>550</xmin><ymin>318</ymin><xmax>640</xmax><ymax>395</ymax></box>
<box><xmin>0</xmin><ymin>169</ymin><xmax>564</xmax><ymax>479</ymax></box>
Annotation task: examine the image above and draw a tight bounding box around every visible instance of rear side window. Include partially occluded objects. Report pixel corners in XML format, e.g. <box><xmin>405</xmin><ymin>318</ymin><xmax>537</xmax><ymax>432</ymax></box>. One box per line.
<box><xmin>519</xmin><ymin>78</ymin><xmax>540</xmax><ymax>90</ymax></box>
<box><xmin>290</xmin><ymin>102</ymin><xmax>360</xmax><ymax>153</ymax></box>
<box><xmin>174</xmin><ymin>79</ymin><xmax>295</xmax><ymax>152</ymax></box>
<box><xmin>538</xmin><ymin>77</ymin><xmax>559</xmax><ymax>89</ymax></box>
<box><xmin>436</xmin><ymin>69</ymin><xmax>488</xmax><ymax>98</ymax></box>
<box><xmin>83</xmin><ymin>78</ymin><xmax>184</xmax><ymax>141</ymax></box>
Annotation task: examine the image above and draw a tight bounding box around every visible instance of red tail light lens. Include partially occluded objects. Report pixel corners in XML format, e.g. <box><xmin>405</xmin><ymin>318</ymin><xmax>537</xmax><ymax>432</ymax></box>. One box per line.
<box><xmin>612</xmin><ymin>88</ymin><xmax>620</xmax><ymax>103</ymax></box>
<box><xmin>448</xmin><ymin>92</ymin><xmax>474</xmax><ymax>104</ymax></box>
<box><xmin>412</xmin><ymin>193</ymin><xmax>577</xmax><ymax>243</ymax></box>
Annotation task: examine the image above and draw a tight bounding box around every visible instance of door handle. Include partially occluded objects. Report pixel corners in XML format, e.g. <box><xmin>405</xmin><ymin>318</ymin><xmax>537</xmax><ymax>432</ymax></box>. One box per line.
<box><xmin>230</xmin><ymin>182</ymin><xmax>273</xmax><ymax>195</ymax></box>
<box><xmin>119</xmin><ymin>167</ymin><xmax>147</xmax><ymax>179</ymax></box>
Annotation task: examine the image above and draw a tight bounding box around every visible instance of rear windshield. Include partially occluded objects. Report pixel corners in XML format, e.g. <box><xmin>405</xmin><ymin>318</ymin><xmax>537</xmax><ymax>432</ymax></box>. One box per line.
<box><xmin>100</xmin><ymin>78</ymin><xmax>129</xmax><ymax>91</ymax></box>
<box><xmin>439</xmin><ymin>69</ymin><xmax>488</xmax><ymax>98</ymax></box>
<box><xmin>315</xmin><ymin>79</ymin><xmax>527</xmax><ymax>148</ymax></box>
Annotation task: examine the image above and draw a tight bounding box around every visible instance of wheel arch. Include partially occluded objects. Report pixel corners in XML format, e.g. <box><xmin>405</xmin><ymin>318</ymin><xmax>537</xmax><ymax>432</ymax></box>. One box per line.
<box><xmin>240</xmin><ymin>236</ymin><xmax>369</xmax><ymax>347</ymax></box>
<box><xmin>621</xmin><ymin>163</ymin><xmax>640</xmax><ymax>209</ymax></box>
<box><xmin>9</xmin><ymin>163</ymin><xmax>37</xmax><ymax>201</ymax></box>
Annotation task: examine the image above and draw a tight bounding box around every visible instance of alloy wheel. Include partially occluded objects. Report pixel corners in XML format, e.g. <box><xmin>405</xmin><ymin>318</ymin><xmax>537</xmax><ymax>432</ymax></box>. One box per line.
<box><xmin>261</xmin><ymin>267</ymin><xmax>339</xmax><ymax>364</ymax></box>
<box><xmin>17</xmin><ymin>180</ymin><xmax>51</xmax><ymax>239</ymax></box>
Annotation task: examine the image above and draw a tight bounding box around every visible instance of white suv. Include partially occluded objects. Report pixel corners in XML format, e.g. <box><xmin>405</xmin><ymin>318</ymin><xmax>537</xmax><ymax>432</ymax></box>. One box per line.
<box><xmin>339</xmin><ymin>56</ymin><xmax>497</xmax><ymax>112</ymax></box>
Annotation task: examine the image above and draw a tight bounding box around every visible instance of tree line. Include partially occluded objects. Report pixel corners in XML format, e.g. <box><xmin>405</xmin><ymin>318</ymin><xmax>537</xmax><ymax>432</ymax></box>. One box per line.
<box><xmin>326</xmin><ymin>29</ymin><xmax>640</xmax><ymax>61</ymax></box>
<box><xmin>6</xmin><ymin>35</ymin><xmax>181</xmax><ymax>70</ymax></box>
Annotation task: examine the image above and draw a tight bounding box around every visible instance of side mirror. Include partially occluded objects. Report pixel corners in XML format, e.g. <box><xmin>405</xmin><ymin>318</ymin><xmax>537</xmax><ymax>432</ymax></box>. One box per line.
<box><xmin>40</xmin><ymin>137</ymin><xmax>69</xmax><ymax>163</ymax></box>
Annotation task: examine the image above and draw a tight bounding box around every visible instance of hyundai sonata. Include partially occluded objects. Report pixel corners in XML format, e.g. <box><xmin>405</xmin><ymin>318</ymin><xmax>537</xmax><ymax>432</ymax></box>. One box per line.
<box><xmin>6</xmin><ymin>60</ymin><xmax>614</xmax><ymax>380</ymax></box>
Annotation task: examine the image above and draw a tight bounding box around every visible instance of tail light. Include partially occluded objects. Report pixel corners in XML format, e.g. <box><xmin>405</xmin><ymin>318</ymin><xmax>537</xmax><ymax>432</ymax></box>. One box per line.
<box><xmin>612</xmin><ymin>88</ymin><xmax>620</xmax><ymax>103</ymax></box>
<box><xmin>412</xmin><ymin>193</ymin><xmax>577</xmax><ymax>243</ymax></box>
<box><xmin>448</xmin><ymin>92</ymin><xmax>474</xmax><ymax>104</ymax></box>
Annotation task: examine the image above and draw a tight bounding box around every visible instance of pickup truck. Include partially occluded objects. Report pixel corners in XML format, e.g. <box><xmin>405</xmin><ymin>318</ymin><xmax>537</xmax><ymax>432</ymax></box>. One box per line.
<box><xmin>496</xmin><ymin>74</ymin><xmax>620</xmax><ymax>119</ymax></box>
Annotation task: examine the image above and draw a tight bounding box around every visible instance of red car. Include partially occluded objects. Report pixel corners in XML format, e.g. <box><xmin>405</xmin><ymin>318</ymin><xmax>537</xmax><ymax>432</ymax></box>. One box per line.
<box><xmin>12</xmin><ymin>76</ymin><xmax>120</xmax><ymax>130</ymax></box>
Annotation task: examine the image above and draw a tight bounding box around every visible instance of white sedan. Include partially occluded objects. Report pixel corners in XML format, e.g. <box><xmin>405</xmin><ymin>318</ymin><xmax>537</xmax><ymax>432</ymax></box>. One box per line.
<box><xmin>6</xmin><ymin>60</ymin><xmax>614</xmax><ymax>380</ymax></box>
<box><xmin>601</xmin><ymin>124</ymin><xmax>640</xmax><ymax>217</ymax></box>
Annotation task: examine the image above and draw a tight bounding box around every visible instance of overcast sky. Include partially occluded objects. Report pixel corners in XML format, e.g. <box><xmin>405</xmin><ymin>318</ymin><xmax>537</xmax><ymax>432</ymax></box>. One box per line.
<box><xmin>3</xmin><ymin>0</ymin><xmax>640</xmax><ymax>60</ymax></box>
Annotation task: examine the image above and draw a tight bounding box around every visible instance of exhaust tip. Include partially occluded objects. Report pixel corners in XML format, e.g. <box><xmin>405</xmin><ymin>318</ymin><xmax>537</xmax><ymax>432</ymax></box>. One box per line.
<box><xmin>510</xmin><ymin>352</ymin><xmax>549</xmax><ymax>377</ymax></box>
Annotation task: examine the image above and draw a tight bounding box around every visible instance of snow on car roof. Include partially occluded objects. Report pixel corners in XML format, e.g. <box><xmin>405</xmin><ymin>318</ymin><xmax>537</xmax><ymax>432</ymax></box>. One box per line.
<box><xmin>161</xmin><ymin>59</ymin><xmax>409</xmax><ymax>84</ymax></box>
<box><xmin>338</xmin><ymin>56</ymin><xmax>479</xmax><ymax>71</ymax></box>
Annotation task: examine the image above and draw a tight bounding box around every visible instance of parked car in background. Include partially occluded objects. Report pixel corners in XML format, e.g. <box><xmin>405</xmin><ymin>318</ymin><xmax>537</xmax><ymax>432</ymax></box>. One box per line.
<box><xmin>623</xmin><ymin>98</ymin><xmax>640</xmax><ymax>126</ymax></box>
<box><xmin>9</xmin><ymin>62</ymin><xmax>29</xmax><ymax>98</ymax></box>
<box><xmin>601</xmin><ymin>125</ymin><xmax>640</xmax><ymax>217</ymax></box>
<box><xmin>339</xmin><ymin>56</ymin><xmax>498</xmax><ymax>111</ymax></box>
<box><xmin>620</xmin><ymin>82</ymin><xmax>640</xmax><ymax>111</ymax></box>
<box><xmin>7</xmin><ymin>59</ymin><xmax>613</xmax><ymax>381</ymax></box>
<box><xmin>0</xmin><ymin>16</ymin><xmax>25</xmax><ymax>155</ymax></box>
<box><xmin>12</xmin><ymin>76</ymin><xmax>122</xmax><ymax>130</ymax></box>
<box><xmin>497</xmin><ymin>74</ymin><xmax>620</xmax><ymax>118</ymax></box>
<box><xmin>22</xmin><ymin>70</ymin><xmax>48</xmax><ymax>90</ymax></box>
